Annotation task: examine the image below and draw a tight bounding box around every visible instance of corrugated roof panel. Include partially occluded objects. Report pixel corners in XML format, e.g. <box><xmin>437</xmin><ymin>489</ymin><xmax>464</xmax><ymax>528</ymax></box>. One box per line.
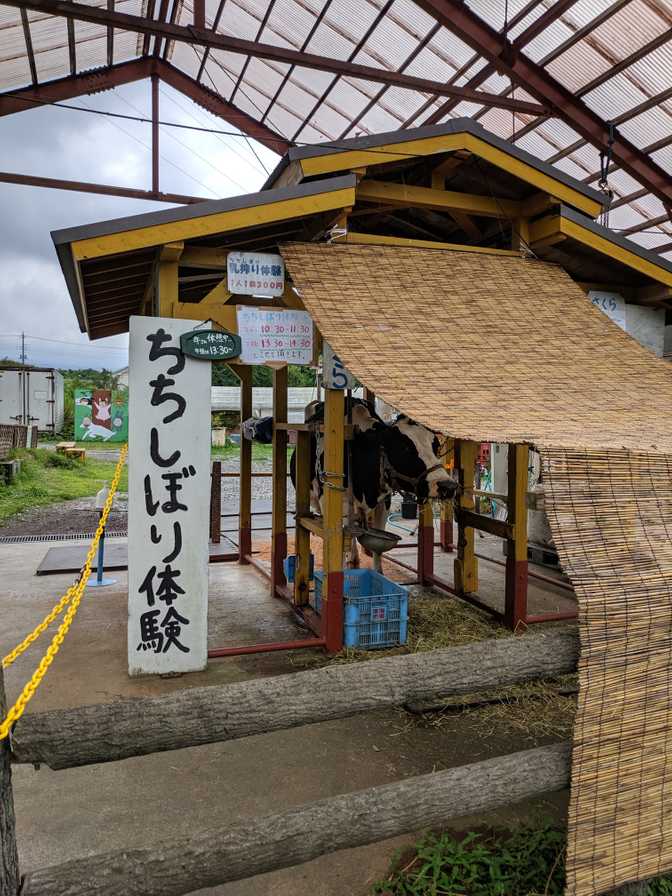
<box><xmin>352</xmin><ymin>99</ymin><xmax>415</xmax><ymax>134</ymax></box>
<box><xmin>605</xmin><ymin>168</ymin><xmax>646</xmax><ymax>195</ymax></box>
<box><xmin>403</xmin><ymin>43</ymin><xmax>458</xmax><ymax>83</ymax></box>
<box><xmin>241</xmin><ymin>55</ymin><xmax>290</xmax><ymax>99</ymax></box>
<box><xmin>169</xmin><ymin>41</ymin><xmax>204</xmax><ymax>79</ymax></box>
<box><xmin>464</xmin><ymin>0</ymin><xmax>531</xmax><ymax>33</ymax></box>
<box><xmin>590</xmin><ymin>0</ymin><xmax>669</xmax><ymax>59</ymax></box>
<box><xmin>220</xmin><ymin>0</ymin><xmax>270</xmax><ymax>43</ymax></box>
<box><xmin>111</xmin><ymin>31</ymin><xmax>141</xmax><ymax>66</ymax></box>
<box><xmin>553</xmin><ymin>154</ymin><xmax>596</xmax><ymax>182</ymax></box>
<box><xmin>265</xmin><ymin>0</ymin><xmax>324</xmax><ymax>49</ymax></box>
<box><xmin>367</xmin><ymin>5</ymin><xmax>428</xmax><ymax>61</ymax></box>
<box><xmin>582</xmin><ymin>73</ymin><xmax>648</xmax><ymax>121</ymax></box>
<box><xmin>287</xmin><ymin>65</ymin><xmax>339</xmax><ymax>99</ymax></box>
<box><xmin>201</xmin><ymin>49</ymin><xmax>249</xmax><ymax>100</ymax></box>
<box><xmin>386</xmin><ymin>0</ymin><xmax>437</xmax><ymax>38</ymax></box>
<box><xmin>73</xmin><ymin>35</ymin><xmax>109</xmax><ymax>71</ymax></box>
<box><xmin>277</xmin><ymin>75</ymin><xmax>348</xmax><ymax>133</ymax></box>
<box><xmin>651</xmin><ymin>142</ymin><xmax>672</xmax><ymax>172</ymax></box>
<box><xmin>423</xmin><ymin>24</ymin><xmax>480</xmax><ymax>70</ymax></box>
<box><xmin>302</xmin><ymin>18</ymin><xmax>359</xmax><ymax>61</ymax></box>
<box><xmin>618</xmin><ymin>105</ymin><xmax>672</xmax><ymax>150</ymax></box>
<box><xmin>544</xmin><ymin>39</ymin><xmax>612</xmax><ymax>92</ymax></box>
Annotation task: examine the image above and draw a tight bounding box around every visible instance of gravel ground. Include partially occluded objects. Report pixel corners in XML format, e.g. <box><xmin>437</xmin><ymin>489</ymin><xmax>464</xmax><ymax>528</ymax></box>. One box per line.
<box><xmin>0</xmin><ymin>458</ymin><xmax>294</xmax><ymax>538</ymax></box>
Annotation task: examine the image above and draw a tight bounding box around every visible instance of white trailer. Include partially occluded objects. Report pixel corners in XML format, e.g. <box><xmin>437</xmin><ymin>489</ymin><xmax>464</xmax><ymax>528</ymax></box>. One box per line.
<box><xmin>0</xmin><ymin>367</ymin><xmax>64</xmax><ymax>434</ymax></box>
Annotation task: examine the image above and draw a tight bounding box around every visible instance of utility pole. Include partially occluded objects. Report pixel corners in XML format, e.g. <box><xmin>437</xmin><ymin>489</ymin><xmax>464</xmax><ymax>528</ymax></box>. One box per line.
<box><xmin>19</xmin><ymin>333</ymin><xmax>26</xmax><ymax>366</ymax></box>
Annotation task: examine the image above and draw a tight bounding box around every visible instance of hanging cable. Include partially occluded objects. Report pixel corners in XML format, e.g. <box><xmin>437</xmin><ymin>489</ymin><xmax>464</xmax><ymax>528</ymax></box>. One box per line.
<box><xmin>598</xmin><ymin>121</ymin><xmax>615</xmax><ymax>228</ymax></box>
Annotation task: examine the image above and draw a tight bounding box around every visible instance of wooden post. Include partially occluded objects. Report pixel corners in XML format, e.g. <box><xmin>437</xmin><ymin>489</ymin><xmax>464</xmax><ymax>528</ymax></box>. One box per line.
<box><xmin>417</xmin><ymin>500</ymin><xmax>434</xmax><ymax>585</ymax></box>
<box><xmin>323</xmin><ymin>387</ymin><xmax>345</xmax><ymax>652</ymax></box>
<box><xmin>209</xmin><ymin>460</ymin><xmax>221</xmax><ymax>544</ymax></box>
<box><xmin>235</xmin><ymin>365</ymin><xmax>252</xmax><ymax>564</ymax></box>
<box><xmin>271</xmin><ymin>366</ymin><xmax>288</xmax><ymax>597</ymax></box>
<box><xmin>293</xmin><ymin>430</ymin><xmax>311</xmax><ymax>607</ymax></box>
<box><xmin>0</xmin><ymin>667</ymin><xmax>19</xmax><ymax>896</ymax></box>
<box><xmin>155</xmin><ymin>241</ymin><xmax>183</xmax><ymax>315</ymax></box>
<box><xmin>504</xmin><ymin>443</ymin><xmax>529</xmax><ymax>630</ymax></box>
<box><xmin>363</xmin><ymin>387</ymin><xmax>375</xmax><ymax>408</ymax></box>
<box><xmin>440</xmin><ymin>438</ymin><xmax>455</xmax><ymax>552</ymax></box>
<box><xmin>454</xmin><ymin>439</ymin><xmax>478</xmax><ymax>595</ymax></box>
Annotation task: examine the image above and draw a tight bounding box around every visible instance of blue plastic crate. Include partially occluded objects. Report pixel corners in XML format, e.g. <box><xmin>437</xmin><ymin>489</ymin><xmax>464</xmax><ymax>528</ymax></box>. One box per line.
<box><xmin>283</xmin><ymin>554</ymin><xmax>315</xmax><ymax>583</ymax></box>
<box><xmin>313</xmin><ymin>568</ymin><xmax>408</xmax><ymax>650</ymax></box>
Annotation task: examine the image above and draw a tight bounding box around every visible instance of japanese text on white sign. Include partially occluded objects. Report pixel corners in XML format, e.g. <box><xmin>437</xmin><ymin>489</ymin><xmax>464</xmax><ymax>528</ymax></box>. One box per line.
<box><xmin>127</xmin><ymin>317</ymin><xmax>211</xmax><ymax>676</ymax></box>
<box><xmin>236</xmin><ymin>307</ymin><xmax>313</xmax><ymax>366</ymax></box>
<box><xmin>227</xmin><ymin>251</ymin><xmax>285</xmax><ymax>297</ymax></box>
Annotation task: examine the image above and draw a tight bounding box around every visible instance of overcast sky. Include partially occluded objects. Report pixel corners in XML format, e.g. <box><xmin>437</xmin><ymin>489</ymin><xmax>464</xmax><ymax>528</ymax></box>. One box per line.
<box><xmin>0</xmin><ymin>79</ymin><xmax>279</xmax><ymax>370</ymax></box>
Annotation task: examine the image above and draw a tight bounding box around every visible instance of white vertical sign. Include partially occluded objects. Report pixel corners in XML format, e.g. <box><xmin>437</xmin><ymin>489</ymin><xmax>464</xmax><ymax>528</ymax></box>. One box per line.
<box><xmin>128</xmin><ymin>316</ymin><xmax>211</xmax><ymax>676</ymax></box>
<box><xmin>588</xmin><ymin>290</ymin><xmax>626</xmax><ymax>330</ymax></box>
<box><xmin>323</xmin><ymin>341</ymin><xmax>356</xmax><ymax>390</ymax></box>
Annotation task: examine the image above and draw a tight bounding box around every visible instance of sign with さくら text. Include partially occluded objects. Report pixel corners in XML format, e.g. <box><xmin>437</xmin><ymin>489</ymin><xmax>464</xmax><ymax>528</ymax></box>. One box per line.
<box><xmin>127</xmin><ymin>316</ymin><xmax>211</xmax><ymax>676</ymax></box>
<box><xmin>227</xmin><ymin>251</ymin><xmax>285</xmax><ymax>297</ymax></box>
<box><xmin>236</xmin><ymin>307</ymin><xmax>313</xmax><ymax>365</ymax></box>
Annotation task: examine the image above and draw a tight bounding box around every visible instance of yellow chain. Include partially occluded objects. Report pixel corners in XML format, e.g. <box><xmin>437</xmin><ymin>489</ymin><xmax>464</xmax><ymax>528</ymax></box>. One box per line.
<box><xmin>0</xmin><ymin>444</ymin><xmax>127</xmax><ymax>741</ymax></box>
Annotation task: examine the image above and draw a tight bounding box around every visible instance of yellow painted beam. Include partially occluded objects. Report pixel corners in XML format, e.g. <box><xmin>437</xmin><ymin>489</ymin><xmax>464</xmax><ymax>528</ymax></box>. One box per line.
<box><xmin>562</xmin><ymin>217</ymin><xmax>672</xmax><ymax>288</ymax></box>
<box><xmin>71</xmin><ymin>186</ymin><xmax>357</xmax><ymax>260</ymax></box>
<box><xmin>430</xmin><ymin>170</ymin><xmax>480</xmax><ymax>240</ymax></box>
<box><xmin>531</xmin><ymin>215</ymin><xmax>672</xmax><ymax>288</ymax></box>
<box><xmin>157</xmin><ymin>242</ymin><xmax>183</xmax><ymax>316</ymax></box>
<box><xmin>454</xmin><ymin>440</ymin><xmax>478</xmax><ymax>596</ymax></box>
<box><xmin>345</xmin><ymin>231</ymin><xmax>520</xmax><ymax>257</ymax></box>
<box><xmin>180</xmin><ymin>246</ymin><xmax>229</xmax><ymax>269</ymax></box>
<box><xmin>299</xmin><ymin>133</ymin><xmax>602</xmax><ymax>218</ymax></box>
<box><xmin>171</xmin><ymin>300</ymin><xmax>237</xmax><ymax>332</ymax></box>
<box><xmin>357</xmin><ymin>179</ymin><xmax>521</xmax><ymax>219</ymax></box>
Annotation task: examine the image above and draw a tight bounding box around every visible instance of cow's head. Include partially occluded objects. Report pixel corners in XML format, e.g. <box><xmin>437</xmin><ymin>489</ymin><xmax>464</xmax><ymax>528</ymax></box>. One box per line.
<box><xmin>383</xmin><ymin>415</ymin><xmax>458</xmax><ymax>501</ymax></box>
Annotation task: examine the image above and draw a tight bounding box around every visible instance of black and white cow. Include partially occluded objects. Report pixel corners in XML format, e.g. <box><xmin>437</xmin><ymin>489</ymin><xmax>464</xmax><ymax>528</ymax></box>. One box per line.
<box><xmin>289</xmin><ymin>401</ymin><xmax>458</xmax><ymax>564</ymax></box>
<box><xmin>383</xmin><ymin>415</ymin><xmax>458</xmax><ymax>502</ymax></box>
<box><xmin>290</xmin><ymin>397</ymin><xmax>391</xmax><ymax>527</ymax></box>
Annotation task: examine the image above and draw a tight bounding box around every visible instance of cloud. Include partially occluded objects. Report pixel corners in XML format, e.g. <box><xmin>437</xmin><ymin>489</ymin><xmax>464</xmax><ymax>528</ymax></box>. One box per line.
<box><xmin>0</xmin><ymin>79</ymin><xmax>278</xmax><ymax>369</ymax></box>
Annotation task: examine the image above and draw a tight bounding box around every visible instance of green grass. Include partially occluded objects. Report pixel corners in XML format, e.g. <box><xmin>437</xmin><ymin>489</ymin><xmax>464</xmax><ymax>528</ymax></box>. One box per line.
<box><xmin>0</xmin><ymin>449</ymin><xmax>128</xmax><ymax>525</ymax></box>
<box><xmin>210</xmin><ymin>442</ymin><xmax>284</xmax><ymax>462</ymax></box>
<box><xmin>372</xmin><ymin>826</ymin><xmax>672</xmax><ymax>895</ymax></box>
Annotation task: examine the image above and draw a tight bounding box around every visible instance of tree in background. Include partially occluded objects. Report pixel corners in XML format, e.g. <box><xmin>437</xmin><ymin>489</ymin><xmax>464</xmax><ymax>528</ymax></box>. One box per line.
<box><xmin>212</xmin><ymin>363</ymin><xmax>316</xmax><ymax>387</ymax></box>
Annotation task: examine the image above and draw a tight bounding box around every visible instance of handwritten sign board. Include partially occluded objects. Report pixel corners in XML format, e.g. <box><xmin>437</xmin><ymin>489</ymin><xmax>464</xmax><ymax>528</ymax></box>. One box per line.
<box><xmin>227</xmin><ymin>251</ymin><xmax>285</xmax><ymax>297</ymax></box>
<box><xmin>128</xmin><ymin>316</ymin><xmax>211</xmax><ymax>676</ymax></box>
<box><xmin>180</xmin><ymin>329</ymin><xmax>241</xmax><ymax>361</ymax></box>
<box><xmin>323</xmin><ymin>341</ymin><xmax>356</xmax><ymax>390</ymax></box>
<box><xmin>236</xmin><ymin>307</ymin><xmax>313</xmax><ymax>366</ymax></box>
<box><xmin>588</xmin><ymin>290</ymin><xmax>626</xmax><ymax>330</ymax></box>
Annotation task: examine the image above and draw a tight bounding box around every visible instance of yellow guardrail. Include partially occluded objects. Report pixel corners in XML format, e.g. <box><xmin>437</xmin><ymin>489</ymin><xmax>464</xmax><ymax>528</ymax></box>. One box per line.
<box><xmin>0</xmin><ymin>444</ymin><xmax>127</xmax><ymax>741</ymax></box>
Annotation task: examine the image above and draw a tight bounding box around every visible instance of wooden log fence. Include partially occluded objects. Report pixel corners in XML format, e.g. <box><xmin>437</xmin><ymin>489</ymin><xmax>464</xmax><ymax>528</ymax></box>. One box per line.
<box><xmin>11</xmin><ymin>629</ymin><xmax>579</xmax><ymax>769</ymax></box>
<box><xmin>1</xmin><ymin>629</ymin><xmax>645</xmax><ymax>895</ymax></box>
<box><xmin>20</xmin><ymin>743</ymin><xmax>573</xmax><ymax>896</ymax></box>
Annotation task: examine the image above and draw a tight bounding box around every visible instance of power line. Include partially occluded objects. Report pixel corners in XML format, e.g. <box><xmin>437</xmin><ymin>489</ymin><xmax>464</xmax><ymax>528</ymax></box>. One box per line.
<box><xmin>157</xmin><ymin>86</ymin><xmax>267</xmax><ymax>179</ymax></box>
<box><xmin>111</xmin><ymin>87</ymin><xmax>251</xmax><ymax>193</ymax></box>
<box><xmin>75</xmin><ymin>95</ymin><xmax>219</xmax><ymax>198</ymax></box>
<box><xmin>0</xmin><ymin>334</ymin><xmax>128</xmax><ymax>352</ymax></box>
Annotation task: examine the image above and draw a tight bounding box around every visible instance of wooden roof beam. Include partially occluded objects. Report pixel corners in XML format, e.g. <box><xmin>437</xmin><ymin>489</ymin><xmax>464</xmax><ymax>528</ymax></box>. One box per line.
<box><xmin>356</xmin><ymin>179</ymin><xmax>521</xmax><ymax>220</ymax></box>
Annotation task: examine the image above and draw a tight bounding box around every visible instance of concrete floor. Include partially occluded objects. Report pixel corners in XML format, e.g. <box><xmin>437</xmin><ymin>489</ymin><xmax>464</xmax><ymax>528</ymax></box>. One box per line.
<box><xmin>1</xmin><ymin>538</ymin><xmax>572</xmax><ymax>895</ymax></box>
